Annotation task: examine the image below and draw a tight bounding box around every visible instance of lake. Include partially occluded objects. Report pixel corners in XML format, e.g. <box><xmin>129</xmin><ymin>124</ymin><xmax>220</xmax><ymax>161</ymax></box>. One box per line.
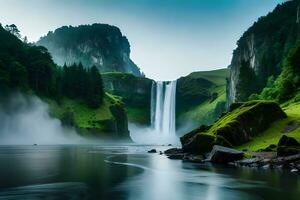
<box><xmin>0</xmin><ymin>145</ymin><xmax>299</xmax><ymax>200</ymax></box>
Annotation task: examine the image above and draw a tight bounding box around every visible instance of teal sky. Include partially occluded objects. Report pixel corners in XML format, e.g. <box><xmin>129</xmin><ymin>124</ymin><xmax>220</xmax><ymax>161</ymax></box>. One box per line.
<box><xmin>0</xmin><ymin>0</ymin><xmax>286</xmax><ymax>80</ymax></box>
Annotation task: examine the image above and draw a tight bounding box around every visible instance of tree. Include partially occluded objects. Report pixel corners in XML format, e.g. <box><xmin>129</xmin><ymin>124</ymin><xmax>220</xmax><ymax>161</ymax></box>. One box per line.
<box><xmin>5</xmin><ymin>24</ymin><xmax>21</xmax><ymax>38</ymax></box>
<box><xmin>87</xmin><ymin>66</ymin><xmax>104</xmax><ymax>107</ymax></box>
<box><xmin>9</xmin><ymin>61</ymin><xmax>27</xmax><ymax>88</ymax></box>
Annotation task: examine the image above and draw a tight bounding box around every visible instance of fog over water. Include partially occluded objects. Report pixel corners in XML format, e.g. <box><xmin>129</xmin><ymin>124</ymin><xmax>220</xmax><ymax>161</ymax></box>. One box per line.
<box><xmin>0</xmin><ymin>93</ymin><xmax>83</xmax><ymax>145</ymax></box>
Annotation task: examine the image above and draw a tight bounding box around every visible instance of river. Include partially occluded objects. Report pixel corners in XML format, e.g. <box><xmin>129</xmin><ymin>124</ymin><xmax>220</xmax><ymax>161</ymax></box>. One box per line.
<box><xmin>0</xmin><ymin>145</ymin><xmax>299</xmax><ymax>200</ymax></box>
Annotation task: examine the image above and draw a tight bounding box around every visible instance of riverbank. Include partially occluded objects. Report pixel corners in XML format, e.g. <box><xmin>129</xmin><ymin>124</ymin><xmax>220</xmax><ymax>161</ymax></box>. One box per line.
<box><xmin>162</xmin><ymin>146</ymin><xmax>300</xmax><ymax>174</ymax></box>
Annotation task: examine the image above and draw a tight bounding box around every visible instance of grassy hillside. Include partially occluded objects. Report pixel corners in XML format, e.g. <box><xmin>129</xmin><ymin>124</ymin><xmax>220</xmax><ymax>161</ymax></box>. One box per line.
<box><xmin>177</xmin><ymin>68</ymin><xmax>229</xmax><ymax>130</ymax></box>
<box><xmin>187</xmin><ymin>68</ymin><xmax>229</xmax><ymax>86</ymax></box>
<box><xmin>43</xmin><ymin>93</ymin><xmax>129</xmax><ymax>137</ymax></box>
<box><xmin>238</xmin><ymin>99</ymin><xmax>300</xmax><ymax>151</ymax></box>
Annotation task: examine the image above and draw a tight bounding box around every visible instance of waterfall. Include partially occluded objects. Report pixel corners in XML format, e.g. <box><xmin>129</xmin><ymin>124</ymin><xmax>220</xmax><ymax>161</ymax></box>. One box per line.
<box><xmin>129</xmin><ymin>80</ymin><xmax>177</xmax><ymax>144</ymax></box>
<box><xmin>150</xmin><ymin>80</ymin><xmax>177</xmax><ymax>136</ymax></box>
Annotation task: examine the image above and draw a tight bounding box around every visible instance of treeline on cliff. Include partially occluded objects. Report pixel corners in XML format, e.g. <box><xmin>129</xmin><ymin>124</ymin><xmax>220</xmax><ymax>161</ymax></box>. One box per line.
<box><xmin>230</xmin><ymin>0</ymin><xmax>300</xmax><ymax>102</ymax></box>
<box><xmin>250</xmin><ymin>38</ymin><xmax>300</xmax><ymax>103</ymax></box>
<box><xmin>37</xmin><ymin>23</ymin><xmax>143</xmax><ymax>76</ymax></box>
<box><xmin>0</xmin><ymin>24</ymin><xmax>104</xmax><ymax>108</ymax></box>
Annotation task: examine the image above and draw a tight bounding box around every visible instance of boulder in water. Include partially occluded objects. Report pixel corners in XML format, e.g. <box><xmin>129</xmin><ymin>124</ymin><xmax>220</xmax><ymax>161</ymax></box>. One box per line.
<box><xmin>208</xmin><ymin>145</ymin><xmax>244</xmax><ymax>163</ymax></box>
<box><xmin>148</xmin><ymin>149</ymin><xmax>157</xmax><ymax>153</ymax></box>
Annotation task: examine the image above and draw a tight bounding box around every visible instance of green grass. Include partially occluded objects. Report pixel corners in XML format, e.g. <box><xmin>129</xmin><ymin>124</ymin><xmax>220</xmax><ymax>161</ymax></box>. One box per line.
<box><xmin>126</xmin><ymin>107</ymin><xmax>150</xmax><ymax>125</ymax></box>
<box><xmin>179</xmin><ymin>85</ymin><xmax>226</xmax><ymax>125</ymax></box>
<box><xmin>44</xmin><ymin>94</ymin><xmax>117</xmax><ymax>130</ymax></box>
<box><xmin>178</xmin><ymin>68</ymin><xmax>229</xmax><ymax>125</ymax></box>
<box><xmin>237</xmin><ymin>102</ymin><xmax>300</xmax><ymax>151</ymax></box>
<box><xmin>187</xmin><ymin>68</ymin><xmax>229</xmax><ymax>86</ymax></box>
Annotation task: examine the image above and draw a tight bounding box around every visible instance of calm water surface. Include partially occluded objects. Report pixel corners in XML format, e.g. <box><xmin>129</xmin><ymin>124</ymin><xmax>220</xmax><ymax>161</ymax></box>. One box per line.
<box><xmin>0</xmin><ymin>145</ymin><xmax>299</xmax><ymax>200</ymax></box>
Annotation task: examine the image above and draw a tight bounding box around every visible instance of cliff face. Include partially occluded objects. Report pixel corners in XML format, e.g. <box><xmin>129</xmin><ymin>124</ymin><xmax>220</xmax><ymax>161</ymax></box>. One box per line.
<box><xmin>37</xmin><ymin>24</ymin><xmax>143</xmax><ymax>77</ymax></box>
<box><xmin>102</xmin><ymin>72</ymin><xmax>153</xmax><ymax>125</ymax></box>
<box><xmin>228</xmin><ymin>0</ymin><xmax>300</xmax><ymax>104</ymax></box>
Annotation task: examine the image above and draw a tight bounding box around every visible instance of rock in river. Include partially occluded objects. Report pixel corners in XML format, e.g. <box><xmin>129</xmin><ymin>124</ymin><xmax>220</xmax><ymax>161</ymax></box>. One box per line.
<box><xmin>148</xmin><ymin>149</ymin><xmax>157</xmax><ymax>153</ymax></box>
<box><xmin>208</xmin><ymin>145</ymin><xmax>244</xmax><ymax>164</ymax></box>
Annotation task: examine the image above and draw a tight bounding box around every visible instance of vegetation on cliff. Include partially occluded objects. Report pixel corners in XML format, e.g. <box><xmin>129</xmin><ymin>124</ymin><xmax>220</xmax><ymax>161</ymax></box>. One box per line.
<box><xmin>102</xmin><ymin>72</ymin><xmax>152</xmax><ymax>124</ymax></box>
<box><xmin>0</xmin><ymin>24</ymin><xmax>129</xmax><ymax>138</ymax></box>
<box><xmin>37</xmin><ymin>24</ymin><xmax>143</xmax><ymax>76</ymax></box>
<box><xmin>250</xmin><ymin>38</ymin><xmax>300</xmax><ymax>103</ymax></box>
<box><xmin>0</xmin><ymin>24</ymin><xmax>104</xmax><ymax>108</ymax></box>
<box><xmin>228</xmin><ymin>0</ymin><xmax>300</xmax><ymax>103</ymax></box>
<box><xmin>45</xmin><ymin>93</ymin><xmax>130</xmax><ymax>138</ymax></box>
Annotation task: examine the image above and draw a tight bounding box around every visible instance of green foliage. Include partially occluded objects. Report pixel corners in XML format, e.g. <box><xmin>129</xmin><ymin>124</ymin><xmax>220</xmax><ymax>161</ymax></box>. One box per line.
<box><xmin>37</xmin><ymin>24</ymin><xmax>142</xmax><ymax>76</ymax></box>
<box><xmin>197</xmin><ymin>101</ymin><xmax>286</xmax><ymax>146</ymax></box>
<box><xmin>236</xmin><ymin>61</ymin><xmax>260</xmax><ymax>101</ymax></box>
<box><xmin>238</xmin><ymin>101</ymin><xmax>300</xmax><ymax>151</ymax></box>
<box><xmin>233</xmin><ymin>0</ymin><xmax>300</xmax><ymax>101</ymax></box>
<box><xmin>0</xmin><ymin>24</ymin><xmax>104</xmax><ymax>108</ymax></box>
<box><xmin>177</xmin><ymin>69</ymin><xmax>229</xmax><ymax>127</ymax></box>
<box><xmin>257</xmin><ymin>39</ymin><xmax>300</xmax><ymax>102</ymax></box>
<box><xmin>9</xmin><ymin>61</ymin><xmax>28</xmax><ymax>89</ymax></box>
<box><xmin>62</xmin><ymin>63</ymin><xmax>104</xmax><ymax>107</ymax></box>
<box><xmin>102</xmin><ymin>72</ymin><xmax>152</xmax><ymax>124</ymax></box>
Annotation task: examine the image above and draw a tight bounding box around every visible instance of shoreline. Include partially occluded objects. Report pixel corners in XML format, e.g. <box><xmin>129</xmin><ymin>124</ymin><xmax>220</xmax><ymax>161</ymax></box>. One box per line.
<box><xmin>162</xmin><ymin>147</ymin><xmax>300</xmax><ymax>174</ymax></box>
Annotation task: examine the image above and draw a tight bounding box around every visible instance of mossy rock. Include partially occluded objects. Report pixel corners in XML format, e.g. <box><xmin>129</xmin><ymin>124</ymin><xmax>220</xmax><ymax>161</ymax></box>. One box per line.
<box><xmin>181</xmin><ymin>100</ymin><xmax>287</xmax><ymax>153</ymax></box>
<box><xmin>180</xmin><ymin>125</ymin><xmax>211</xmax><ymax>145</ymax></box>
<box><xmin>278</xmin><ymin>135</ymin><xmax>300</xmax><ymax>147</ymax></box>
<box><xmin>182</xmin><ymin>133</ymin><xmax>217</xmax><ymax>154</ymax></box>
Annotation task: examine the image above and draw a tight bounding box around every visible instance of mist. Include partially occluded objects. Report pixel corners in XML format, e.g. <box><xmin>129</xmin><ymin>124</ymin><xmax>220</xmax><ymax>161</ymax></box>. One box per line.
<box><xmin>0</xmin><ymin>93</ymin><xmax>84</xmax><ymax>145</ymax></box>
<box><xmin>129</xmin><ymin>123</ymin><xmax>179</xmax><ymax>145</ymax></box>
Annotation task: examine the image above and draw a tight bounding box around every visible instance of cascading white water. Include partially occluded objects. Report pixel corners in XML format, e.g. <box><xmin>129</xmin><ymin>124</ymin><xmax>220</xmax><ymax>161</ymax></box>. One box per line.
<box><xmin>151</xmin><ymin>80</ymin><xmax>177</xmax><ymax>136</ymax></box>
<box><xmin>129</xmin><ymin>80</ymin><xmax>178</xmax><ymax>144</ymax></box>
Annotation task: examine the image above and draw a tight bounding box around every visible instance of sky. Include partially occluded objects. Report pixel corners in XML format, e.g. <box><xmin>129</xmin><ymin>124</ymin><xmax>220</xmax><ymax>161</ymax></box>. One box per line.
<box><xmin>0</xmin><ymin>0</ymin><xmax>286</xmax><ymax>80</ymax></box>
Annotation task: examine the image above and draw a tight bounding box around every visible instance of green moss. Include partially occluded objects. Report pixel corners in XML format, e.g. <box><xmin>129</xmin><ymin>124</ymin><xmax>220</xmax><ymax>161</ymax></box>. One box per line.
<box><xmin>181</xmin><ymin>100</ymin><xmax>287</xmax><ymax>153</ymax></box>
<box><xmin>182</xmin><ymin>133</ymin><xmax>217</xmax><ymax>154</ymax></box>
<box><xmin>238</xmin><ymin>102</ymin><xmax>300</xmax><ymax>151</ymax></box>
<box><xmin>102</xmin><ymin>72</ymin><xmax>152</xmax><ymax>125</ymax></box>
<box><xmin>44</xmin><ymin>93</ymin><xmax>118</xmax><ymax>132</ymax></box>
<box><xmin>207</xmin><ymin>101</ymin><xmax>284</xmax><ymax>136</ymax></box>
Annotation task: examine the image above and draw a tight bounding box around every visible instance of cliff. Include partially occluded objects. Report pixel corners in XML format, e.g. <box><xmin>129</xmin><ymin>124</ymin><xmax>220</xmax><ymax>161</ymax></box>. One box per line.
<box><xmin>228</xmin><ymin>0</ymin><xmax>300</xmax><ymax>104</ymax></box>
<box><xmin>102</xmin><ymin>72</ymin><xmax>153</xmax><ymax>124</ymax></box>
<box><xmin>37</xmin><ymin>23</ymin><xmax>143</xmax><ymax>77</ymax></box>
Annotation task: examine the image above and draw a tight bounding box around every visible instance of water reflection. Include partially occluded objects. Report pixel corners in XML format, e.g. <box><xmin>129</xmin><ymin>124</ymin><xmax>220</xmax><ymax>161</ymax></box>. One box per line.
<box><xmin>0</xmin><ymin>145</ymin><xmax>299</xmax><ymax>200</ymax></box>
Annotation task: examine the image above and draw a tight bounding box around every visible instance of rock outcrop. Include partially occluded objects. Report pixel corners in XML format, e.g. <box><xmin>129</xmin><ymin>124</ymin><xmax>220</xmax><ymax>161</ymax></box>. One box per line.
<box><xmin>102</xmin><ymin>72</ymin><xmax>153</xmax><ymax>125</ymax></box>
<box><xmin>37</xmin><ymin>23</ymin><xmax>143</xmax><ymax>76</ymax></box>
<box><xmin>181</xmin><ymin>101</ymin><xmax>287</xmax><ymax>154</ymax></box>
